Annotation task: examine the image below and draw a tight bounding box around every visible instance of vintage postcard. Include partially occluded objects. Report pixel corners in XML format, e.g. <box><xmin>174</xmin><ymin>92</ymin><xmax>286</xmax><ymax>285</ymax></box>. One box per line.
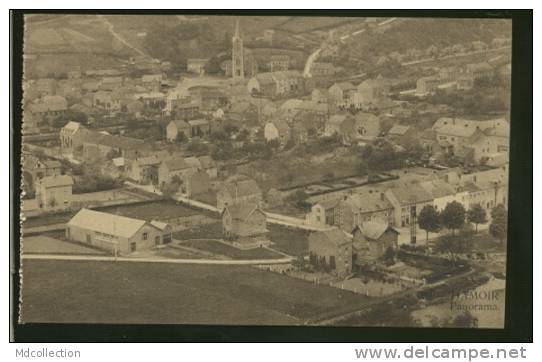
<box><xmin>18</xmin><ymin>14</ymin><xmax>510</xmax><ymax>328</ymax></box>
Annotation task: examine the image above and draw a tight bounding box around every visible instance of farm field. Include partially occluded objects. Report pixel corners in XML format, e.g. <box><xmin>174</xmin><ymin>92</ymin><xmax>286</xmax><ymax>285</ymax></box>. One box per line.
<box><xmin>20</xmin><ymin>260</ymin><xmax>373</xmax><ymax>325</ymax></box>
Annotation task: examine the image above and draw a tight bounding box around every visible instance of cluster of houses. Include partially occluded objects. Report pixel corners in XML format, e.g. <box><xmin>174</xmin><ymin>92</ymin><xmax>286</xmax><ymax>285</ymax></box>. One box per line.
<box><xmin>22</xmin><ymin>20</ymin><xmax>512</xmax><ymax>276</ymax></box>
<box><xmin>307</xmin><ymin>164</ymin><xmax>508</xmax><ymax>232</ymax></box>
<box><xmin>415</xmin><ymin>62</ymin><xmax>497</xmax><ymax>96</ymax></box>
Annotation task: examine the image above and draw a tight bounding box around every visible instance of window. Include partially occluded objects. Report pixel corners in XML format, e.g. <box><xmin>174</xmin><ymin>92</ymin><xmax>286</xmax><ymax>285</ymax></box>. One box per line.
<box><xmin>142</xmin><ymin>232</ymin><xmax>148</xmax><ymax>240</ymax></box>
<box><xmin>130</xmin><ymin>242</ymin><xmax>137</xmax><ymax>252</ymax></box>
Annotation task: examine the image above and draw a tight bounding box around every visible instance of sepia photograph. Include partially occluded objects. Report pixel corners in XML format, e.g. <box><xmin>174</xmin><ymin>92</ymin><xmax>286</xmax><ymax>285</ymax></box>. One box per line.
<box><xmin>13</xmin><ymin>11</ymin><xmax>520</xmax><ymax>334</ymax></box>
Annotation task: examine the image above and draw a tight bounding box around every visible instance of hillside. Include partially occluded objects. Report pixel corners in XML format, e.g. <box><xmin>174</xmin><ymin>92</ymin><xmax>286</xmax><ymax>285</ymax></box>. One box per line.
<box><xmin>343</xmin><ymin>18</ymin><xmax>511</xmax><ymax>59</ymax></box>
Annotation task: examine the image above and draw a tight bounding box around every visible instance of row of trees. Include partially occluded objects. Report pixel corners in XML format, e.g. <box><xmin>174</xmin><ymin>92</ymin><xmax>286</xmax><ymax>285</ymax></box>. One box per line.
<box><xmin>418</xmin><ymin>202</ymin><xmax>508</xmax><ymax>242</ymax></box>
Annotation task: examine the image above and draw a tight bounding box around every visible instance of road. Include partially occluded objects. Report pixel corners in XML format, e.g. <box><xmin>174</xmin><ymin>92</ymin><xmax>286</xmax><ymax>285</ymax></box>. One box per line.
<box><xmin>303</xmin><ymin>48</ymin><xmax>322</xmax><ymax>78</ymax></box>
<box><xmin>401</xmin><ymin>46</ymin><xmax>511</xmax><ymax>67</ymax></box>
<box><xmin>22</xmin><ymin>253</ymin><xmax>294</xmax><ymax>265</ymax></box>
<box><xmin>303</xmin><ymin>17</ymin><xmax>398</xmax><ymax>77</ymax></box>
<box><xmin>307</xmin><ymin>265</ymin><xmax>479</xmax><ymax>325</ymax></box>
<box><xmin>98</xmin><ymin>15</ymin><xmax>149</xmax><ymax>58</ymax></box>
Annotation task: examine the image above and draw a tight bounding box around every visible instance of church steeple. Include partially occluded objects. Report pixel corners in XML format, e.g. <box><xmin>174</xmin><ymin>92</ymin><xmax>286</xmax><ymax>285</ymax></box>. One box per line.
<box><xmin>234</xmin><ymin>18</ymin><xmax>240</xmax><ymax>39</ymax></box>
<box><xmin>232</xmin><ymin>18</ymin><xmax>244</xmax><ymax>79</ymax></box>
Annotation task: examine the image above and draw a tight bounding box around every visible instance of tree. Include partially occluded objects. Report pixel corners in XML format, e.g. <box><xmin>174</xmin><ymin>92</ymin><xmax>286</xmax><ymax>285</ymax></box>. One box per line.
<box><xmin>433</xmin><ymin>233</ymin><xmax>473</xmax><ymax>262</ymax></box>
<box><xmin>489</xmin><ymin>204</ymin><xmax>508</xmax><ymax>243</ymax></box>
<box><xmin>48</xmin><ymin>197</ymin><xmax>57</xmax><ymax>209</ymax></box>
<box><xmin>467</xmin><ymin>204</ymin><xmax>487</xmax><ymax>233</ymax></box>
<box><xmin>418</xmin><ymin>205</ymin><xmax>441</xmax><ymax>242</ymax></box>
<box><xmin>440</xmin><ymin>201</ymin><xmax>466</xmax><ymax>235</ymax></box>
<box><xmin>161</xmin><ymin>180</ymin><xmax>181</xmax><ymax>199</ymax></box>
<box><xmin>452</xmin><ymin>311</ymin><xmax>478</xmax><ymax>328</ymax></box>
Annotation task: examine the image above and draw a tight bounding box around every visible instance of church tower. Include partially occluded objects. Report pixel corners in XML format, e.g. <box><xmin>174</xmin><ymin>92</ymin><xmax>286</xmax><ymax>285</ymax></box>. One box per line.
<box><xmin>232</xmin><ymin>18</ymin><xmax>245</xmax><ymax>79</ymax></box>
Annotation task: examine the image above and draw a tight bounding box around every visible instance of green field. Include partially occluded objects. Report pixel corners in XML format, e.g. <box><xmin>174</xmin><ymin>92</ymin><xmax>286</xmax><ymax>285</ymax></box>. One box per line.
<box><xmin>23</xmin><ymin>235</ymin><xmax>106</xmax><ymax>255</ymax></box>
<box><xmin>20</xmin><ymin>260</ymin><xmax>372</xmax><ymax>325</ymax></box>
<box><xmin>267</xmin><ymin>224</ymin><xmax>311</xmax><ymax>256</ymax></box>
<box><xmin>181</xmin><ymin>240</ymin><xmax>283</xmax><ymax>260</ymax></box>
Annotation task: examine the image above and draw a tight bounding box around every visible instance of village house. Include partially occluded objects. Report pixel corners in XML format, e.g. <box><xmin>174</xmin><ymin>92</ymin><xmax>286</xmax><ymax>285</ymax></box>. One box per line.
<box><xmin>324</xmin><ymin>113</ymin><xmax>381</xmax><ymax>145</ymax></box>
<box><xmin>324</xmin><ymin>114</ymin><xmax>348</xmax><ymax>138</ymax></box>
<box><xmin>222</xmin><ymin>202</ymin><xmax>268</xmax><ymax>244</ymax></box>
<box><xmin>24</xmin><ymin>155</ymin><xmax>62</xmax><ymax>182</ymax></box>
<box><xmin>264</xmin><ymin>119</ymin><xmax>290</xmax><ymax>145</ymax></box>
<box><xmin>216</xmin><ymin>179</ymin><xmax>263</xmax><ymax>210</ymax></box>
<box><xmin>171</xmin><ymin>102</ymin><xmax>201</xmax><ymax>121</ymax></box>
<box><xmin>387</xmin><ymin>124</ymin><xmax>416</xmax><ymax>143</ymax></box>
<box><xmin>416</xmin><ymin>76</ymin><xmax>442</xmax><ymax>96</ymax></box>
<box><xmin>60</xmin><ymin>121</ymin><xmax>91</xmax><ymax>153</ymax></box>
<box><xmin>186</xmin><ymin>58</ymin><xmax>209</xmax><ymax>75</ymax></box>
<box><xmin>198</xmin><ymin>155</ymin><xmax>218</xmax><ymax>179</ymax></box>
<box><xmin>164</xmin><ymin>89</ymin><xmax>192</xmax><ymax>114</ymax></box>
<box><xmin>336</xmin><ymin>191</ymin><xmax>395</xmax><ymax>232</ymax></box>
<box><xmin>352</xmin><ymin>221</ymin><xmax>399</xmax><ymax>265</ymax></box>
<box><xmin>129</xmin><ymin>155</ymin><xmax>161</xmax><ymax>185</ymax></box>
<box><xmin>450</xmin><ymin>165</ymin><xmax>509</xmax><ymax>211</ymax></box>
<box><xmin>28</xmin><ymin>95</ymin><xmax>68</xmax><ymax>117</ymax></box>
<box><xmin>290</xmin><ymin>122</ymin><xmax>310</xmax><ymax>143</ymax></box>
<box><xmin>384</xmin><ymin>182</ymin><xmax>433</xmax><ymax>231</ymax></box>
<box><xmin>66</xmin><ymin>208</ymin><xmax>172</xmax><ymax>254</ymax></box>
<box><xmin>93</xmin><ymin>90</ymin><xmax>121</xmax><ymax>111</ymax></box>
<box><xmin>141</xmin><ymin>74</ymin><xmax>164</xmax><ymax>90</ymax></box>
<box><xmin>32</xmin><ymin>78</ymin><xmax>57</xmax><ymax>97</ymax></box>
<box><xmin>328</xmin><ymin>82</ymin><xmax>356</xmax><ymax>107</ymax></box>
<box><xmin>227</xmin><ymin>101</ymin><xmax>259</xmax><ymax>125</ymax></box>
<box><xmin>82</xmin><ymin>133</ymin><xmax>146</xmax><ymax>161</ymax></box>
<box><xmin>135</xmin><ymin>91</ymin><xmax>166</xmax><ymax>109</ymax></box>
<box><xmin>352</xmin><ymin>77</ymin><xmax>391</xmax><ymax>108</ymax></box>
<box><xmin>188</xmin><ymin>119</ymin><xmax>211</xmax><ymax>138</ymax></box>
<box><xmin>35</xmin><ymin>174</ymin><xmax>73</xmax><ymax>211</ymax></box>
<box><xmin>166</xmin><ymin>120</ymin><xmax>191</xmax><ymax>142</ymax></box>
<box><xmin>310</xmin><ymin>62</ymin><xmax>336</xmax><ymax>77</ymax></box>
<box><xmin>439</xmin><ymin>66</ymin><xmax>463</xmax><ymax>82</ymax></box>
<box><xmin>420</xmin><ymin>179</ymin><xmax>468</xmax><ymax>212</ymax></box>
<box><xmin>308</xmin><ymin>228</ymin><xmax>353</xmax><ymax>278</ymax></box>
<box><xmin>349</xmin><ymin>112</ymin><xmax>381</xmax><ymax>142</ymax></box>
<box><xmin>307</xmin><ymin>198</ymin><xmax>341</xmax><ymax>227</ymax></box>
<box><xmin>246</xmin><ymin>70</ymin><xmax>303</xmax><ymax>98</ymax></box>
<box><xmin>293</xmin><ymin>101</ymin><xmax>329</xmax><ymax>123</ymax></box>
<box><xmin>431</xmin><ymin>117</ymin><xmax>510</xmax><ymax>162</ymax></box>
<box><xmin>268</xmin><ymin>55</ymin><xmax>290</xmax><ymax>72</ymax></box>
<box><xmin>158</xmin><ymin>156</ymin><xmax>196</xmax><ymax>186</ymax></box>
<box><xmin>311</xmin><ymin>88</ymin><xmax>330</xmax><ymax>104</ymax></box>
<box><xmin>99</xmin><ymin>76</ymin><xmax>124</xmax><ymax>91</ymax></box>
<box><xmin>466</xmin><ymin>62</ymin><xmax>494</xmax><ymax>81</ymax></box>
<box><xmin>190</xmin><ymin>88</ymin><xmax>228</xmax><ymax>112</ymax></box>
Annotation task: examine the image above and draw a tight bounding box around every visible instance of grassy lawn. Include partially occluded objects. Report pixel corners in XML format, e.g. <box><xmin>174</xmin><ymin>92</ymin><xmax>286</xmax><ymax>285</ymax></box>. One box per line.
<box><xmin>182</xmin><ymin>240</ymin><xmax>282</xmax><ymax>260</ymax></box>
<box><xmin>469</xmin><ymin>231</ymin><xmax>506</xmax><ymax>253</ymax></box>
<box><xmin>22</xmin><ymin>235</ymin><xmax>106</xmax><ymax>255</ymax></box>
<box><xmin>173</xmin><ymin>222</ymin><xmax>224</xmax><ymax>240</ymax></box>
<box><xmin>267</xmin><ymin>224</ymin><xmax>311</xmax><ymax>256</ymax></box>
<box><xmin>21</xmin><ymin>260</ymin><xmax>373</xmax><ymax>325</ymax></box>
<box><xmin>23</xmin><ymin>211</ymin><xmax>75</xmax><ymax>229</ymax></box>
<box><xmin>99</xmin><ymin>200</ymin><xmax>209</xmax><ymax>221</ymax></box>
<box><xmin>153</xmin><ymin>246</ymin><xmax>204</xmax><ymax>259</ymax></box>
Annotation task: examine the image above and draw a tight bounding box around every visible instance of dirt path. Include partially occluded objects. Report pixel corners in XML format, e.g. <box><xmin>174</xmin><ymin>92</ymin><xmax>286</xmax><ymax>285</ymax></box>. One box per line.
<box><xmin>22</xmin><ymin>253</ymin><xmax>294</xmax><ymax>265</ymax></box>
<box><xmin>97</xmin><ymin>15</ymin><xmax>149</xmax><ymax>58</ymax></box>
